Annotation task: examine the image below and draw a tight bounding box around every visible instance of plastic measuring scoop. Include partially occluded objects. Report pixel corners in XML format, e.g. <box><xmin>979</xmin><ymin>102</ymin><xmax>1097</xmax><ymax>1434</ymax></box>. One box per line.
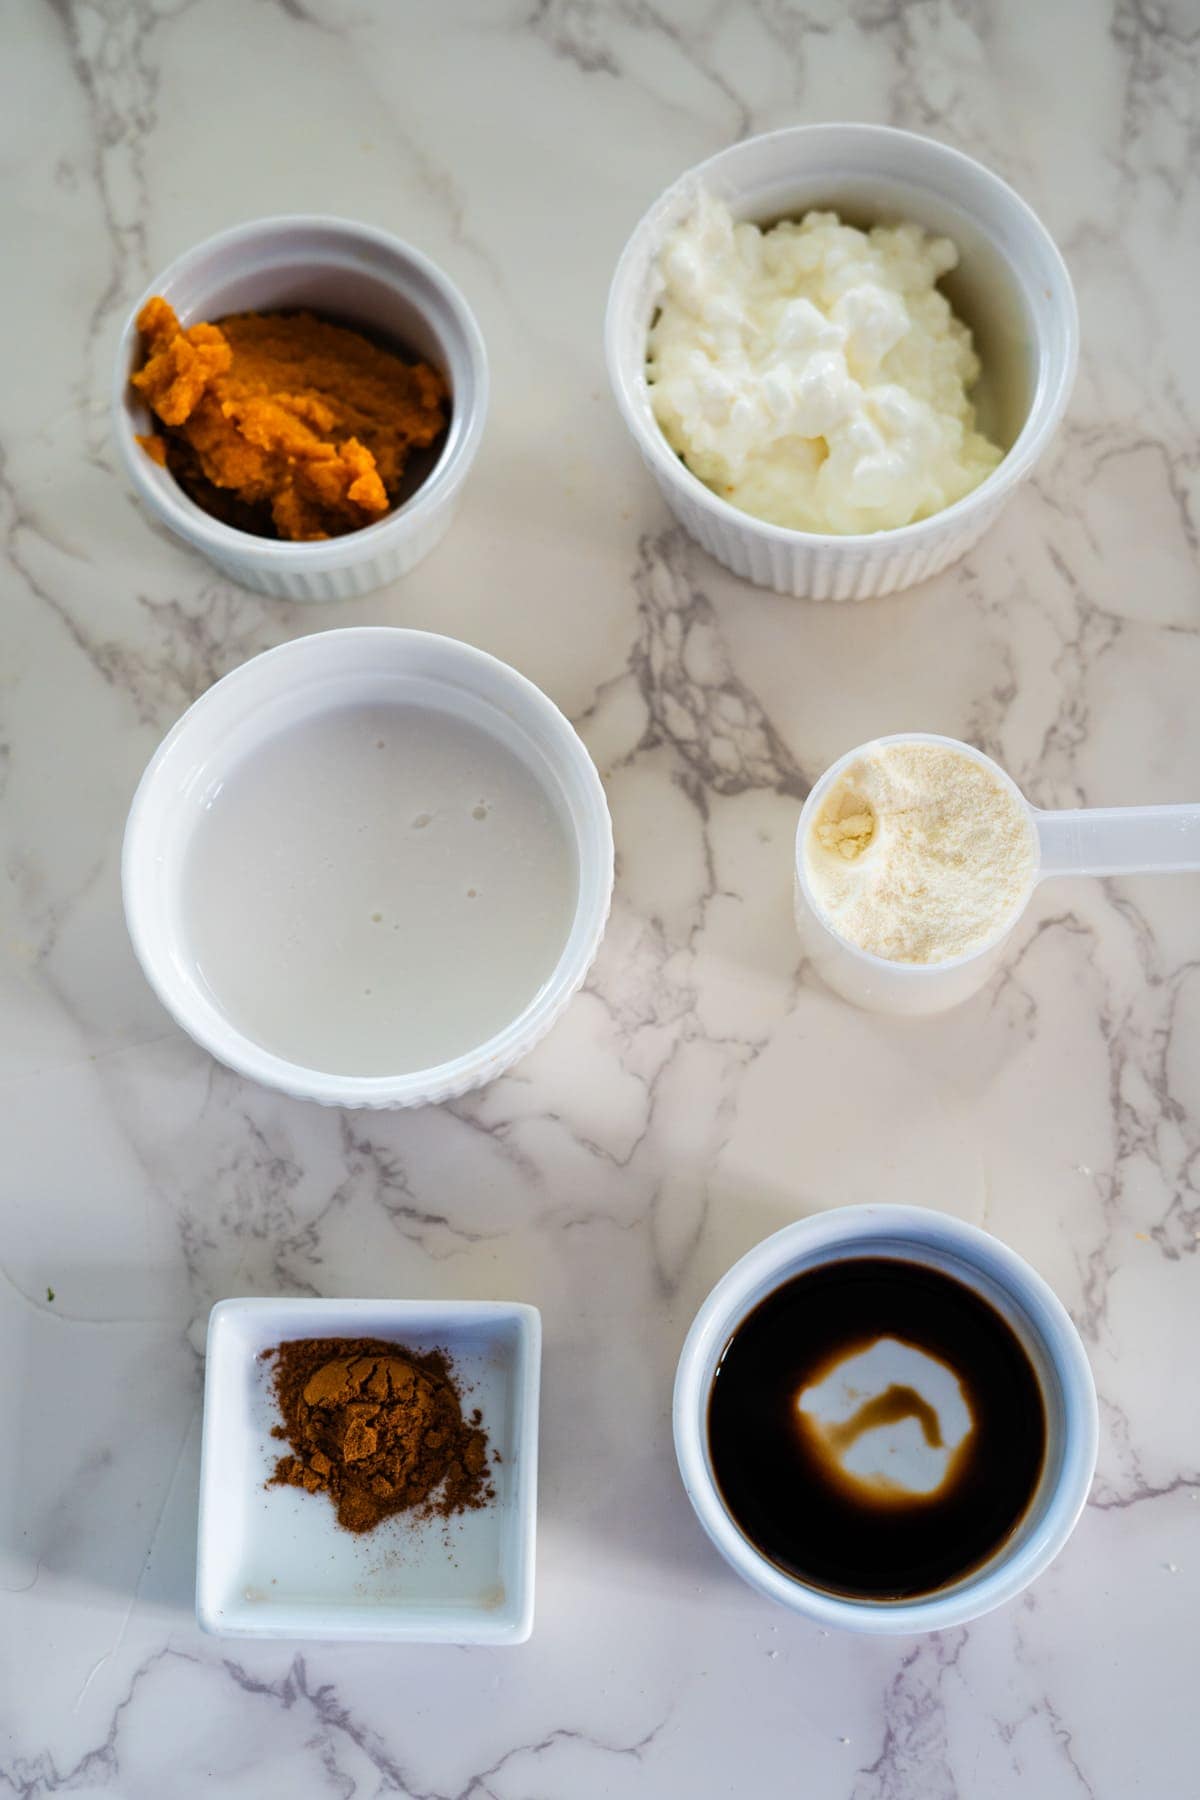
<box><xmin>1034</xmin><ymin>803</ymin><xmax>1200</xmax><ymax>878</ymax></box>
<box><xmin>793</xmin><ymin>734</ymin><xmax>1200</xmax><ymax>1017</ymax></box>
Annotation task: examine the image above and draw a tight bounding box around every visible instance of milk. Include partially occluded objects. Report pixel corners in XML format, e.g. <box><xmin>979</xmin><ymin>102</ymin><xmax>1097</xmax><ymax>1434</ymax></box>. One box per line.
<box><xmin>183</xmin><ymin>702</ymin><xmax>578</xmax><ymax>1076</ymax></box>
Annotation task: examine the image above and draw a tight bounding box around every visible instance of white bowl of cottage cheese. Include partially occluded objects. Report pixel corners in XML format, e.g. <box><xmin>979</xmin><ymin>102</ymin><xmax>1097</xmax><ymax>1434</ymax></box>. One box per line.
<box><xmin>605</xmin><ymin>125</ymin><xmax>1077</xmax><ymax>600</ymax></box>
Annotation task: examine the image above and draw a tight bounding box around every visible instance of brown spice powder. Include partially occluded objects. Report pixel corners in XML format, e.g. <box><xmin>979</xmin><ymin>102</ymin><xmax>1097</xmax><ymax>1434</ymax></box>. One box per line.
<box><xmin>265</xmin><ymin>1337</ymin><xmax>493</xmax><ymax>1536</ymax></box>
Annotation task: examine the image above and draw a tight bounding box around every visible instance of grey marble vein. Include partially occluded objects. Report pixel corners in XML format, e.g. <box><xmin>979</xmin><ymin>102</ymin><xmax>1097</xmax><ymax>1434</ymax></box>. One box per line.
<box><xmin>3</xmin><ymin>1</ymin><xmax>1199</xmax><ymax>1795</ymax></box>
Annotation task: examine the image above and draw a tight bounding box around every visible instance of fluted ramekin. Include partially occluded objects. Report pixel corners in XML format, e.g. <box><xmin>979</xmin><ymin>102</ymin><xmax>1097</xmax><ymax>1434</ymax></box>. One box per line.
<box><xmin>605</xmin><ymin>124</ymin><xmax>1078</xmax><ymax>601</ymax></box>
<box><xmin>122</xmin><ymin>628</ymin><xmax>613</xmax><ymax>1108</ymax></box>
<box><xmin>113</xmin><ymin>217</ymin><xmax>488</xmax><ymax>601</ymax></box>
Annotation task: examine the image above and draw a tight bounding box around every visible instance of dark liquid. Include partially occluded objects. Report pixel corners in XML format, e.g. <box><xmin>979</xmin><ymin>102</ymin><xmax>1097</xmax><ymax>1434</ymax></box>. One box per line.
<box><xmin>707</xmin><ymin>1257</ymin><xmax>1047</xmax><ymax>1601</ymax></box>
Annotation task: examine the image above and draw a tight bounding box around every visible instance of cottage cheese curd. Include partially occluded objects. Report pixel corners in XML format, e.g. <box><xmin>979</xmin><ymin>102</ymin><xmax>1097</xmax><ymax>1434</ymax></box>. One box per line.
<box><xmin>647</xmin><ymin>195</ymin><xmax>1003</xmax><ymax>535</ymax></box>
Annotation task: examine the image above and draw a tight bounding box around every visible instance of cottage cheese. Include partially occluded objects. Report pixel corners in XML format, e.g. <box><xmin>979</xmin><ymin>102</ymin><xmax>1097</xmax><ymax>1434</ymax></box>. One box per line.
<box><xmin>647</xmin><ymin>195</ymin><xmax>1004</xmax><ymax>535</ymax></box>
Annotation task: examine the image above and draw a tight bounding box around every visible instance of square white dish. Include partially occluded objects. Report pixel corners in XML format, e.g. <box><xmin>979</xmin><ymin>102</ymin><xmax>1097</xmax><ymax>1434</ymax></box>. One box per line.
<box><xmin>196</xmin><ymin>1297</ymin><xmax>540</xmax><ymax>1643</ymax></box>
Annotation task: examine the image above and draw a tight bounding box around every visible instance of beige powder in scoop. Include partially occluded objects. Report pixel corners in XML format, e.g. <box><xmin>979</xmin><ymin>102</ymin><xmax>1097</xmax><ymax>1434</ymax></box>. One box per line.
<box><xmin>804</xmin><ymin>741</ymin><xmax>1036</xmax><ymax>964</ymax></box>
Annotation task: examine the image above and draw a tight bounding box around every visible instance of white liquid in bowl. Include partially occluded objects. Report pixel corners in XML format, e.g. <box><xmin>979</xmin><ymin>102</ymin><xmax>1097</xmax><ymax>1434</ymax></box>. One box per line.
<box><xmin>182</xmin><ymin>703</ymin><xmax>578</xmax><ymax>1077</ymax></box>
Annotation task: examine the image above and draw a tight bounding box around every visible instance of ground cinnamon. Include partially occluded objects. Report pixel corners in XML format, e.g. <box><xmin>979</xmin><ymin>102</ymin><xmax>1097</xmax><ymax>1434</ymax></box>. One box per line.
<box><xmin>265</xmin><ymin>1337</ymin><xmax>493</xmax><ymax>1535</ymax></box>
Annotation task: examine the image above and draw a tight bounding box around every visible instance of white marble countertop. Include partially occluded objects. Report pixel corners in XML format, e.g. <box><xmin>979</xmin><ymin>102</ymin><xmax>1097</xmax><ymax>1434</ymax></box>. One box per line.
<box><xmin>4</xmin><ymin>2</ymin><xmax>1198</xmax><ymax>1794</ymax></box>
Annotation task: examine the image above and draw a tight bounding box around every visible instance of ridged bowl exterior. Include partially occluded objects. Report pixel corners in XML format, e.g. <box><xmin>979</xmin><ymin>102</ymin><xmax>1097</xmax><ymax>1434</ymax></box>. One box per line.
<box><xmin>650</xmin><ymin>464</ymin><xmax>1005</xmax><ymax>600</ymax></box>
<box><xmin>606</xmin><ymin>125</ymin><xmax>1079</xmax><ymax>602</ymax></box>
<box><xmin>112</xmin><ymin>216</ymin><xmax>488</xmax><ymax>601</ymax></box>
<box><xmin>200</xmin><ymin>500</ymin><xmax>461</xmax><ymax>603</ymax></box>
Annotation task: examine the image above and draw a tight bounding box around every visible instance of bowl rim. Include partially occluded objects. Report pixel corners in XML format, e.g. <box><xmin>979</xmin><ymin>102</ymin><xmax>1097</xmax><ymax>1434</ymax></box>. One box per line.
<box><xmin>672</xmin><ymin>1204</ymin><xmax>1098</xmax><ymax>1634</ymax></box>
<box><xmin>121</xmin><ymin>626</ymin><xmax>615</xmax><ymax>1107</ymax></box>
<box><xmin>604</xmin><ymin>121</ymin><xmax>1079</xmax><ymax>556</ymax></box>
<box><xmin>111</xmin><ymin>213</ymin><xmax>489</xmax><ymax>570</ymax></box>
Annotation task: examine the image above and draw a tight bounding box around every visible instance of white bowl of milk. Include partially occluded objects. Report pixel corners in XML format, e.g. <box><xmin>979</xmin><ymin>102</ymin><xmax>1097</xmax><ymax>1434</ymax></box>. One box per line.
<box><xmin>123</xmin><ymin>629</ymin><xmax>614</xmax><ymax>1107</ymax></box>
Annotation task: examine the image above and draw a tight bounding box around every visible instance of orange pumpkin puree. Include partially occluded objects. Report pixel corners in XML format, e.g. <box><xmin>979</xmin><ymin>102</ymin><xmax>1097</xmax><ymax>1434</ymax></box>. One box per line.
<box><xmin>131</xmin><ymin>297</ymin><xmax>447</xmax><ymax>541</ymax></box>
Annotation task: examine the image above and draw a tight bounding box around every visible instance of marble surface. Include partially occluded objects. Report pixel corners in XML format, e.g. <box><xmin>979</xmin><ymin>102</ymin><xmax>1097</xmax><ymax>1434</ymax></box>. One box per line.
<box><xmin>3</xmin><ymin>1</ymin><xmax>1199</xmax><ymax>1793</ymax></box>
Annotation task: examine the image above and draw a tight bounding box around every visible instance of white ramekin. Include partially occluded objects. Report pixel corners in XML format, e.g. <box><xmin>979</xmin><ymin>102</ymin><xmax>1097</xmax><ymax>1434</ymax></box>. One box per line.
<box><xmin>674</xmin><ymin>1205</ymin><xmax>1097</xmax><ymax>1634</ymax></box>
<box><xmin>794</xmin><ymin>732</ymin><xmax>1039</xmax><ymax>1016</ymax></box>
<box><xmin>605</xmin><ymin>124</ymin><xmax>1078</xmax><ymax>601</ymax></box>
<box><xmin>122</xmin><ymin>627</ymin><xmax>614</xmax><ymax>1108</ymax></box>
<box><xmin>113</xmin><ymin>217</ymin><xmax>488</xmax><ymax>601</ymax></box>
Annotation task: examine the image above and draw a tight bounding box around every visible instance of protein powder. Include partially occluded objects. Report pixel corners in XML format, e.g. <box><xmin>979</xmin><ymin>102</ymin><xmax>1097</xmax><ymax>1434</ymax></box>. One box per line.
<box><xmin>803</xmin><ymin>739</ymin><xmax>1036</xmax><ymax>964</ymax></box>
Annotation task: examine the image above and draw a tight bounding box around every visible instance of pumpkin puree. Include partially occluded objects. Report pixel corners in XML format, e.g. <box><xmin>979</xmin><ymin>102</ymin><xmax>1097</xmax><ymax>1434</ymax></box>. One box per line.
<box><xmin>132</xmin><ymin>297</ymin><xmax>447</xmax><ymax>541</ymax></box>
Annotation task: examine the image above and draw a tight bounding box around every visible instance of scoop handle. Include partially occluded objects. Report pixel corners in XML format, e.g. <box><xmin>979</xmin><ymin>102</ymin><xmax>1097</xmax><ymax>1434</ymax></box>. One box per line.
<box><xmin>1034</xmin><ymin>803</ymin><xmax>1200</xmax><ymax>879</ymax></box>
